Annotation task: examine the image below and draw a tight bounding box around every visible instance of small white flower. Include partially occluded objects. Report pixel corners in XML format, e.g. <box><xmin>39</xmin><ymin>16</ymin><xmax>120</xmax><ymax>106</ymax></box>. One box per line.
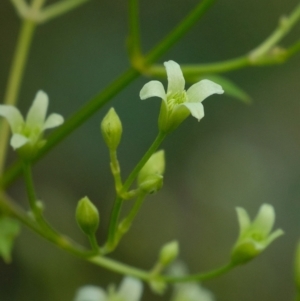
<box><xmin>0</xmin><ymin>90</ymin><xmax>64</xmax><ymax>154</ymax></box>
<box><xmin>139</xmin><ymin>60</ymin><xmax>224</xmax><ymax>133</ymax></box>
<box><xmin>231</xmin><ymin>203</ymin><xmax>284</xmax><ymax>264</ymax></box>
<box><xmin>73</xmin><ymin>277</ymin><xmax>143</xmax><ymax>301</ymax></box>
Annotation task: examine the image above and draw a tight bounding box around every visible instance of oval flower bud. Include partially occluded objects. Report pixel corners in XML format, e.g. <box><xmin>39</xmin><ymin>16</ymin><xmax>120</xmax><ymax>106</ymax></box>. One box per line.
<box><xmin>159</xmin><ymin>240</ymin><xmax>179</xmax><ymax>266</ymax></box>
<box><xmin>138</xmin><ymin>150</ymin><xmax>165</xmax><ymax>185</ymax></box>
<box><xmin>76</xmin><ymin>196</ymin><xmax>99</xmax><ymax>236</ymax></box>
<box><xmin>101</xmin><ymin>108</ymin><xmax>122</xmax><ymax>151</ymax></box>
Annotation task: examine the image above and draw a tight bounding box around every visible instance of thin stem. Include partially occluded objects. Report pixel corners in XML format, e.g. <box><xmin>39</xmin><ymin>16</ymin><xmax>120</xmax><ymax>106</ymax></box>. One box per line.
<box><xmin>128</xmin><ymin>0</ymin><xmax>142</xmax><ymax>58</ymax></box>
<box><xmin>31</xmin><ymin>0</ymin><xmax>46</xmax><ymax>11</ymax></box>
<box><xmin>109</xmin><ymin>150</ymin><xmax>123</xmax><ymax>193</ymax></box>
<box><xmin>114</xmin><ymin>192</ymin><xmax>146</xmax><ymax>245</ymax></box>
<box><xmin>0</xmin><ymin>20</ymin><xmax>36</xmax><ymax>175</ymax></box>
<box><xmin>22</xmin><ymin>161</ymin><xmax>39</xmax><ymax>215</ymax></box>
<box><xmin>105</xmin><ymin>132</ymin><xmax>166</xmax><ymax>250</ymax></box>
<box><xmin>88</xmin><ymin>234</ymin><xmax>100</xmax><ymax>253</ymax></box>
<box><xmin>144</xmin><ymin>0</ymin><xmax>217</xmax><ymax>64</ymax></box>
<box><xmin>40</xmin><ymin>0</ymin><xmax>91</xmax><ymax>23</ymax></box>
<box><xmin>162</xmin><ymin>262</ymin><xmax>235</xmax><ymax>283</ymax></box>
<box><xmin>250</xmin><ymin>3</ymin><xmax>300</xmax><ymax>59</ymax></box>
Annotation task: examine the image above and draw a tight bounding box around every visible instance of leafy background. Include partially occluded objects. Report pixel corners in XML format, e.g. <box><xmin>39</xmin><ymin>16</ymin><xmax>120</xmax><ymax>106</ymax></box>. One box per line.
<box><xmin>1</xmin><ymin>0</ymin><xmax>300</xmax><ymax>300</ymax></box>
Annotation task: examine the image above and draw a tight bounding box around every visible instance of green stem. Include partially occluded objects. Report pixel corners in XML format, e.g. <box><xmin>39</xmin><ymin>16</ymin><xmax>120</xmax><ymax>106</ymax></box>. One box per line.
<box><xmin>162</xmin><ymin>262</ymin><xmax>235</xmax><ymax>283</ymax></box>
<box><xmin>114</xmin><ymin>192</ymin><xmax>146</xmax><ymax>245</ymax></box>
<box><xmin>31</xmin><ymin>0</ymin><xmax>46</xmax><ymax>11</ymax></box>
<box><xmin>39</xmin><ymin>0</ymin><xmax>91</xmax><ymax>23</ymax></box>
<box><xmin>105</xmin><ymin>131</ymin><xmax>166</xmax><ymax>251</ymax></box>
<box><xmin>109</xmin><ymin>150</ymin><xmax>123</xmax><ymax>193</ymax></box>
<box><xmin>144</xmin><ymin>0</ymin><xmax>217</xmax><ymax>64</ymax></box>
<box><xmin>22</xmin><ymin>161</ymin><xmax>39</xmax><ymax>215</ymax></box>
<box><xmin>128</xmin><ymin>0</ymin><xmax>142</xmax><ymax>58</ymax></box>
<box><xmin>0</xmin><ymin>20</ymin><xmax>36</xmax><ymax>175</ymax></box>
<box><xmin>250</xmin><ymin>3</ymin><xmax>300</xmax><ymax>59</ymax></box>
<box><xmin>88</xmin><ymin>234</ymin><xmax>100</xmax><ymax>253</ymax></box>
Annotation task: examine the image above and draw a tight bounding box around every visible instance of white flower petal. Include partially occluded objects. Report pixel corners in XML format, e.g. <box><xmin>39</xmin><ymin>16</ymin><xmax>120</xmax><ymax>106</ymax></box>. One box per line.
<box><xmin>139</xmin><ymin>81</ymin><xmax>166</xmax><ymax>100</ymax></box>
<box><xmin>0</xmin><ymin>105</ymin><xmax>24</xmax><ymax>133</ymax></box>
<box><xmin>187</xmin><ymin>79</ymin><xmax>224</xmax><ymax>103</ymax></box>
<box><xmin>265</xmin><ymin>229</ymin><xmax>284</xmax><ymax>247</ymax></box>
<box><xmin>164</xmin><ymin>60</ymin><xmax>185</xmax><ymax>94</ymax></box>
<box><xmin>74</xmin><ymin>285</ymin><xmax>107</xmax><ymax>301</ymax></box>
<box><xmin>252</xmin><ymin>204</ymin><xmax>275</xmax><ymax>237</ymax></box>
<box><xmin>43</xmin><ymin>113</ymin><xmax>64</xmax><ymax>130</ymax></box>
<box><xmin>236</xmin><ymin>207</ymin><xmax>251</xmax><ymax>237</ymax></box>
<box><xmin>117</xmin><ymin>277</ymin><xmax>143</xmax><ymax>301</ymax></box>
<box><xmin>26</xmin><ymin>90</ymin><xmax>49</xmax><ymax>128</ymax></box>
<box><xmin>10</xmin><ymin>133</ymin><xmax>29</xmax><ymax>150</ymax></box>
<box><xmin>182</xmin><ymin>102</ymin><xmax>204</xmax><ymax>121</ymax></box>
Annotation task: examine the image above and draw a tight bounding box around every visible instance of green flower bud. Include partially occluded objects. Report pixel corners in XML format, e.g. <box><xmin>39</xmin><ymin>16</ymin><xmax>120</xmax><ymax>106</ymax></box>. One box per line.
<box><xmin>101</xmin><ymin>108</ymin><xmax>122</xmax><ymax>151</ymax></box>
<box><xmin>159</xmin><ymin>240</ymin><xmax>179</xmax><ymax>266</ymax></box>
<box><xmin>138</xmin><ymin>150</ymin><xmax>165</xmax><ymax>185</ymax></box>
<box><xmin>76</xmin><ymin>196</ymin><xmax>99</xmax><ymax>236</ymax></box>
<box><xmin>139</xmin><ymin>174</ymin><xmax>163</xmax><ymax>194</ymax></box>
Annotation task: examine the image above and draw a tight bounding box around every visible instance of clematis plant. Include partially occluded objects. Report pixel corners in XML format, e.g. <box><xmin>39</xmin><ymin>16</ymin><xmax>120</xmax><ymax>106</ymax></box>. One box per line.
<box><xmin>139</xmin><ymin>60</ymin><xmax>224</xmax><ymax>133</ymax></box>
<box><xmin>0</xmin><ymin>90</ymin><xmax>64</xmax><ymax>158</ymax></box>
<box><xmin>74</xmin><ymin>277</ymin><xmax>143</xmax><ymax>301</ymax></box>
<box><xmin>231</xmin><ymin>203</ymin><xmax>284</xmax><ymax>265</ymax></box>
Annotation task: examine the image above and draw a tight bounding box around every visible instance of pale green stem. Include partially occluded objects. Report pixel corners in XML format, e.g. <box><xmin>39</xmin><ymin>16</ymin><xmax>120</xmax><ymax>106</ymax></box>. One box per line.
<box><xmin>114</xmin><ymin>192</ymin><xmax>146</xmax><ymax>246</ymax></box>
<box><xmin>31</xmin><ymin>0</ymin><xmax>46</xmax><ymax>11</ymax></box>
<box><xmin>0</xmin><ymin>20</ymin><xmax>36</xmax><ymax>175</ymax></box>
<box><xmin>39</xmin><ymin>0</ymin><xmax>91</xmax><ymax>23</ymax></box>
<box><xmin>250</xmin><ymin>2</ymin><xmax>300</xmax><ymax>59</ymax></box>
<box><xmin>128</xmin><ymin>0</ymin><xmax>142</xmax><ymax>59</ymax></box>
<box><xmin>88</xmin><ymin>234</ymin><xmax>100</xmax><ymax>254</ymax></box>
<box><xmin>109</xmin><ymin>150</ymin><xmax>123</xmax><ymax>194</ymax></box>
<box><xmin>105</xmin><ymin>131</ymin><xmax>166</xmax><ymax>252</ymax></box>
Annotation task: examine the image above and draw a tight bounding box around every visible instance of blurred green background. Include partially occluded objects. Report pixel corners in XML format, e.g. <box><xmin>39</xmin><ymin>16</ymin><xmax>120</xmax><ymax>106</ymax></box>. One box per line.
<box><xmin>1</xmin><ymin>0</ymin><xmax>300</xmax><ymax>300</ymax></box>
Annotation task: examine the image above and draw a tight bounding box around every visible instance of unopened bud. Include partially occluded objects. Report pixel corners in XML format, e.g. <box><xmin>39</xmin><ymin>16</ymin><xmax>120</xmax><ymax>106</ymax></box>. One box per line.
<box><xmin>138</xmin><ymin>150</ymin><xmax>165</xmax><ymax>185</ymax></box>
<box><xmin>139</xmin><ymin>174</ymin><xmax>163</xmax><ymax>194</ymax></box>
<box><xmin>159</xmin><ymin>240</ymin><xmax>179</xmax><ymax>266</ymax></box>
<box><xmin>101</xmin><ymin>108</ymin><xmax>122</xmax><ymax>150</ymax></box>
<box><xmin>76</xmin><ymin>196</ymin><xmax>99</xmax><ymax>236</ymax></box>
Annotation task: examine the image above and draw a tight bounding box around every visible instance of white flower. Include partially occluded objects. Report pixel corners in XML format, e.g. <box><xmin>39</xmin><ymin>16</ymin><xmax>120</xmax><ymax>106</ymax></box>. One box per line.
<box><xmin>0</xmin><ymin>90</ymin><xmax>64</xmax><ymax>154</ymax></box>
<box><xmin>139</xmin><ymin>60</ymin><xmax>224</xmax><ymax>133</ymax></box>
<box><xmin>231</xmin><ymin>203</ymin><xmax>284</xmax><ymax>264</ymax></box>
<box><xmin>74</xmin><ymin>277</ymin><xmax>143</xmax><ymax>301</ymax></box>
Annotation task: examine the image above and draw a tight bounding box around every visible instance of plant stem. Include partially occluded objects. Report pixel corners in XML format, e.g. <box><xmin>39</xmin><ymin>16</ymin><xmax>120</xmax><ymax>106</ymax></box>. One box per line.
<box><xmin>105</xmin><ymin>132</ymin><xmax>166</xmax><ymax>251</ymax></box>
<box><xmin>109</xmin><ymin>150</ymin><xmax>123</xmax><ymax>193</ymax></box>
<box><xmin>114</xmin><ymin>192</ymin><xmax>146</xmax><ymax>245</ymax></box>
<box><xmin>39</xmin><ymin>0</ymin><xmax>91</xmax><ymax>23</ymax></box>
<box><xmin>128</xmin><ymin>0</ymin><xmax>142</xmax><ymax>58</ymax></box>
<box><xmin>0</xmin><ymin>20</ymin><xmax>36</xmax><ymax>175</ymax></box>
<box><xmin>250</xmin><ymin>2</ymin><xmax>300</xmax><ymax>59</ymax></box>
<box><xmin>162</xmin><ymin>262</ymin><xmax>235</xmax><ymax>283</ymax></box>
<box><xmin>88</xmin><ymin>234</ymin><xmax>99</xmax><ymax>253</ymax></box>
<box><xmin>22</xmin><ymin>161</ymin><xmax>39</xmax><ymax>215</ymax></box>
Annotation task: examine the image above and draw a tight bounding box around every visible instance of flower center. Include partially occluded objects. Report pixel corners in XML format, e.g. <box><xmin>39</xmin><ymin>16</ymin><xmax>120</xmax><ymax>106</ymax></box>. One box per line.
<box><xmin>166</xmin><ymin>90</ymin><xmax>187</xmax><ymax>111</ymax></box>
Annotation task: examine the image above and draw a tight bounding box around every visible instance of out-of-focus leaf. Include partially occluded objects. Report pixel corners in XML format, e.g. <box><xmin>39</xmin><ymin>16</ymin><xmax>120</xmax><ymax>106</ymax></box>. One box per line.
<box><xmin>187</xmin><ymin>74</ymin><xmax>252</xmax><ymax>104</ymax></box>
<box><xmin>0</xmin><ymin>216</ymin><xmax>20</xmax><ymax>263</ymax></box>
